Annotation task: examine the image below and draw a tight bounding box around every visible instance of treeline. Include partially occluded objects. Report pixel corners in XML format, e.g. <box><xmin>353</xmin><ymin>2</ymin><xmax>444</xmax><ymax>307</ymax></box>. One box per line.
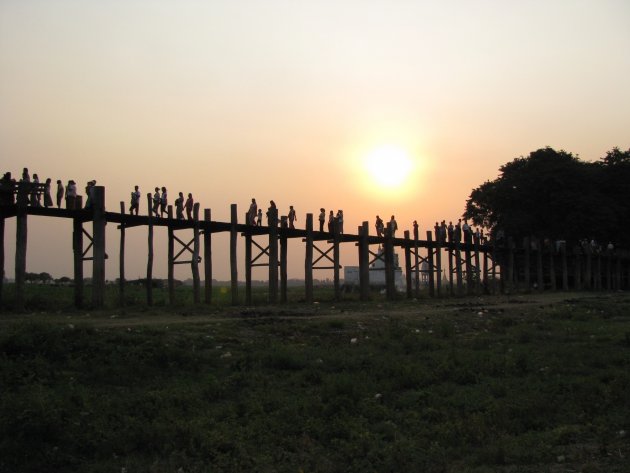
<box><xmin>464</xmin><ymin>147</ymin><xmax>630</xmax><ymax>247</ymax></box>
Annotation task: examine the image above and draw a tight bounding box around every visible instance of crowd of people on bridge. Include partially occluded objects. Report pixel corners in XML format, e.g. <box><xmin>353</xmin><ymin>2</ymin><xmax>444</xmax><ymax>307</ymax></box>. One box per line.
<box><xmin>3</xmin><ymin>168</ymin><xmax>620</xmax><ymax>254</ymax></box>
<box><xmin>0</xmin><ymin>168</ymin><xmax>98</xmax><ymax>211</ymax></box>
<box><xmin>431</xmin><ymin>219</ymin><xmax>487</xmax><ymax>246</ymax></box>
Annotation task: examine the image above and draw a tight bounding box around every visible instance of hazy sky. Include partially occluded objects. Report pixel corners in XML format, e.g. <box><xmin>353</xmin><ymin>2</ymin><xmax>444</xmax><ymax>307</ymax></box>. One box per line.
<box><xmin>1</xmin><ymin>0</ymin><xmax>629</xmax><ymax>281</ymax></box>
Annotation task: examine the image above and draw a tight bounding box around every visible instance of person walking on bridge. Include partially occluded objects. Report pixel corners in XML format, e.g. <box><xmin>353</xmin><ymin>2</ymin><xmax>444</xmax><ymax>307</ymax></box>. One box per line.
<box><xmin>56</xmin><ymin>180</ymin><xmax>64</xmax><ymax>208</ymax></box>
<box><xmin>389</xmin><ymin>215</ymin><xmax>398</xmax><ymax>237</ymax></box>
<box><xmin>129</xmin><ymin>185</ymin><xmax>141</xmax><ymax>215</ymax></box>
<box><xmin>375</xmin><ymin>215</ymin><xmax>384</xmax><ymax>238</ymax></box>
<box><xmin>175</xmin><ymin>192</ymin><xmax>185</xmax><ymax>220</ymax></box>
<box><xmin>288</xmin><ymin>205</ymin><xmax>297</xmax><ymax>229</ymax></box>
<box><xmin>185</xmin><ymin>193</ymin><xmax>194</xmax><ymax>220</ymax></box>
<box><xmin>248</xmin><ymin>198</ymin><xmax>257</xmax><ymax>225</ymax></box>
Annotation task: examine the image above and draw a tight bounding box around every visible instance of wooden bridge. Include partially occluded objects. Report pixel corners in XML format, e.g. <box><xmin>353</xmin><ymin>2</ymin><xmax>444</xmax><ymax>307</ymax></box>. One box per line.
<box><xmin>1</xmin><ymin>186</ymin><xmax>629</xmax><ymax>310</ymax></box>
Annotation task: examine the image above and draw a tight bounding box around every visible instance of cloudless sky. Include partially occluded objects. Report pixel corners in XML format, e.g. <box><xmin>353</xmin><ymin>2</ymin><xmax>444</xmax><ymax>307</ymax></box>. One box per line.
<box><xmin>1</xmin><ymin>0</ymin><xmax>629</xmax><ymax>281</ymax></box>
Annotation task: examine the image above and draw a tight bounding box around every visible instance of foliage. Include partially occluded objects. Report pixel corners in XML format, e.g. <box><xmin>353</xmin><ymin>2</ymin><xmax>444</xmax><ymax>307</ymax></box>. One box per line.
<box><xmin>464</xmin><ymin>147</ymin><xmax>630</xmax><ymax>246</ymax></box>
<box><xmin>1</xmin><ymin>294</ymin><xmax>629</xmax><ymax>472</ymax></box>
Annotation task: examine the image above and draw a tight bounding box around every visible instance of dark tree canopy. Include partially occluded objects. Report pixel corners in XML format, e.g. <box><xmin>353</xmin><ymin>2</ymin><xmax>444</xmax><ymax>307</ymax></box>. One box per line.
<box><xmin>464</xmin><ymin>147</ymin><xmax>630</xmax><ymax>247</ymax></box>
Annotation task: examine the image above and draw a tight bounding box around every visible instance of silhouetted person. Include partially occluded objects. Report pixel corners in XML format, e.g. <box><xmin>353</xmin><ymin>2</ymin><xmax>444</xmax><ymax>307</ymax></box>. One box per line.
<box><xmin>129</xmin><ymin>185</ymin><xmax>141</xmax><ymax>215</ymax></box>
<box><xmin>336</xmin><ymin>210</ymin><xmax>344</xmax><ymax>234</ymax></box>
<box><xmin>462</xmin><ymin>219</ymin><xmax>471</xmax><ymax>242</ymax></box>
<box><xmin>413</xmin><ymin>220</ymin><xmax>419</xmax><ymax>238</ymax></box>
<box><xmin>375</xmin><ymin>215</ymin><xmax>384</xmax><ymax>238</ymax></box>
<box><xmin>455</xmin><ymin>219</ymin><xmax>462</xmax><ymax>243</ymax></box>
<box><xmin>0</xmin><ymin>172</ymin><xmax>15</xmax><ymax>205</ymax></box>
<box><xmin>175</xmin><ymin>192</ymin><xmax>184</xmax><ymax>219</ymax></box>
<box><xmin>31</xmin><ymin>173</ymin><xmax>40</xmax><ymax>206</ymax></box>
<box><xmin>288</xmin><ymin>205</ymin><xmax>297</xmax><ymax>229</ymax></box>
<box><xmin>389</xmin><ymin>215</ymin><xmax>397</xmax><ymax>237</ymax></box>
<box><xmin>266</xmin><ymin>200</ymin><xmax>277</xmax><ymax>225</ymax></box>
<box><xmin>319</xmin><ymin>208</ymin><xmax>325</xmax><ymax>232</ymax></box>
<box><xmin>185</xmin><ymin>193</ymin><xmax>194</xmax><ymax>220</ymax></box>
<box><xmin>65</xmin><ymin>180</ymin><xmax>77</xmax><ymax>210</ymax></box>
<box><xmin>257</xmin><ymin>208</ymin><xmax>263</xmax><ymax>226</ymax></box>
<box><xmin>160</xmin><ymin>187</ymin><xmax>168</xmax><ymax>217</ymax></box>
<box><xmin>22</xmin><ymin>168</ymin><xmax>30</xmax><ymax>182</ymax></box>
<box><xmin>43</xmin><ymin>178</ymin><xmax>53</xmax><ymax>208</ymax></box>
<box><xmin>328</xmin><ymin>210</ymin><xmax>334</xmax><ymax>233</ymax></box>
<box><xmin>56</xmin><ymin>180</ymin><xmax>64</xmax><ymax>208</ymax></box>
<box><xmin>447</xmin><ymin>221</ymin><xmax>454</xmax><ymax>243</ymax></box>
<box><xmin>440</xmin><ymin>220</ymin><xmax>447</xmax><ymax>244</ymax></box>
<box><xmin>248</xmin><ymin>198</ymin><xmax>257</xmax><ymax>225</ymax></box>
<box><xmin>152</xmin><ymin>187</ymin><xmax>161</xmax><ymax>217</ymax></box>
<box><xmin>84</xmin><ymin>180</ymin><xmax>96</xmax><ymax>209</ymax></box>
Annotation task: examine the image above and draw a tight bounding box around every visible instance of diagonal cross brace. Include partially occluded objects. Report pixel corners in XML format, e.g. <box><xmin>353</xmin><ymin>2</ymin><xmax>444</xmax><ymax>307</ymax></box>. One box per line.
<box><xmin>82</xmin><ymin>228</ymin><xmax>94</xmax><ymax>258</ymax></box>
<box><xmin>251</xmin><ymin>238</ymin><xmax>270</xmax><ymax>266</ymax></box>
<box><xmin>313</xmin><ymin>243</ymin><xmax>334</xmax><ymax>266</ymax></box>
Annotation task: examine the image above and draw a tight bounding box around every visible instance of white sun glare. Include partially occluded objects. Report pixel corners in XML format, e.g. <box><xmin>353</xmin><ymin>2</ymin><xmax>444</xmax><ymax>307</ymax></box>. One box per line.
<box><xmin>364</xmin><ymin>145</ymin><xmax>413</xmax><ymax>188</ymax></box>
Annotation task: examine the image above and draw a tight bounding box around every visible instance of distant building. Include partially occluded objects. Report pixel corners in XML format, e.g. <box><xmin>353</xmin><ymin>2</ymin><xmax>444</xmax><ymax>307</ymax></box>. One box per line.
<box><xmin>343</xmin><ymin>247</ymin><xmax>404</xmax><ymax>290</ymax></box>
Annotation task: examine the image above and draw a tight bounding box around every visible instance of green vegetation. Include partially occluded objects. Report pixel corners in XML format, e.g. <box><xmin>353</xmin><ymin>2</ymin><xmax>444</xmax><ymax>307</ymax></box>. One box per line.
<box><xmin>0</xmin><ymin>283</ymin><xmax>399</xmax><ymax>312</ymax></box>
<box><xmin>464</xmin><ymin>146</ymin><xmax>630</xmax><ymax>245</ymax></box>
<box><xmin>1</xmin><ymin>293</ymin><xmax>629</xmax><ymax>472</ymax></box>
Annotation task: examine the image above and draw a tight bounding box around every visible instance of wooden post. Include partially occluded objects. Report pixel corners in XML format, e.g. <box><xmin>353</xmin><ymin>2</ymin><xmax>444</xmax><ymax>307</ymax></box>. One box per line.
<box><xmin>585</xmin><ymin>246</ymin><xmax>592</xmax><ymax>290</ymax></box>
<box><xmin>595</xmin><ymin>254</ymin><xmax>602</xmax><ymax>291</ymax></box>
<box><xmin>192</xmin><ymin>203</ymin><xmax>200</xmax><ymax>304</ymax></box>
<box><xmin>230</xmin><ymin>204</ymin><xmax>238</xmax><ymax>305</ymax></box>
<box><xmin>523</xmin><ymin>237</ymin><xmax>531</xmax><ymax>293</ymax></box>
<box><xmin>465</xmin><ymin>233</ymin><xmax>473</xmax><ymax>295</ymax></box>
<box><xmin>574</xmin><ymin>245</ymin><xmax>582</xmax><ymax>290</ymax></box>
<box><xmin>280</xmin><ymin>216</ymin><xmax>288</xmax><ymax>303</ymax></box>
<box><xmin>268</xmin><ymin>207</ymin><xmax>278</xmax><ymax>303</ymax></box>
<box><xmin>73</xmin><ymin>216</ymin><xmax>83</xmax><ymax>308</ymax></box>
<box><xmin>535</xmin><ymin>238</ymin><xmax>543</xmax><ymax>292</ymax></box>
<box><xmin>359</xmin><ymin>221</ymin><xmax>369</xmax><ymax>301</ymax></box>
<box><xmin>507</xmin><ymin>238</ymin><xmax>516</xmax><ymax>294</ymax></box>
<box><xmin>482</xmin><ymin>243</ymin><xmax>489</xmax><ymax>294</ymax></box>
<box><xmin>492</xmin><ymin>240</ymin><xmax>507</xmax><ymax>294</ymax></box>
<box><xmin>167</xmin><ymin>205</ymin><xmax>175</xmax><ymax>305</ymax></box>
<box><xmin>384</xmin><ymin>223</ymin><xmax>395</xmax><ymax>300</ymax></box>
<box><xmin>203</xmin><ymin>209</ymin><xmax>212</xmax><ymax>304</ymax></box>
<box><xmin>435</xmin><ymin>231</ymin><xmax>442</xmax><ymax>296</ymax></box>
<box><xmin>15</xmin><ymin>207</ymin><xmax>27</xmax><ymax>311</ymax></box>
<box><xmin>606</xmin><ymin>251</ymin><xmax>612</xmax><ymax>291</ymax></box>
<box><xmin>404</xmin><ymin>230</ymin><xmax>412</xmax><ymax>299</ymax></box>
<box><xmin>0</xmin><ymin>214</ymin><xmax>4</xmax><ymax>306</ymax></box>
<box><xmin>414</xmin><ymin>224</ymin><xmax>420</xmax><ymax>298</ymax></box>
<box><xmin>561</xmin><ymin>243</ymin><xmax>569</xmax><ymax>291</ymax></box>
<box><xmin>91</xmin><ymin>186</ymin><xmax>106</xmax><ymax>308</ymax></box>
<box><xmin>473</xmin><ymin>237</ymin><xmax>481</xmax><ymax>294</ymax></box>
<box><xmin>333</xmin><ymin>218</ymin><xmax>341</xmax><ymax>300</ymax></box>
<box><xmin>119</xmin><ymin>202</ymin><xmax>126</xmax><ymax>306</ymax></box>
<box><xmin>549</xmin><ymin>242</ymin><xmax>556</xmax><ymax>291</ymax></box>
<box><xmin>447</xmin><ymin>243</ymin><xmax>454</xmax><ymax>296</ymax></box>
<box><xmin>304</xmin><ymin>213</ymin><xmax>313</xmax><ymax>303</ymax></box>
<box><xmin>146</xmin><ymin>193</ymin><xmax>153</xmax><ymax>306</ymax></box>
<box><xmin>615</xmin><ymin>255</ymin><xmax>621</xmax><ymax>291</ymax></box>
<box><xmin>455</xmin><ymin>239</ymin><xmax>463</xmax><ymax>296</ymax></box>
<box><xmin>245</xmin><ymin>213</ymin><xmax>252</xmax><ymax>305</ymax></box>
<box><xmin>426</xmin><ymin>231</ymin><xmax>435</xmax><ymax>297</ymax></box>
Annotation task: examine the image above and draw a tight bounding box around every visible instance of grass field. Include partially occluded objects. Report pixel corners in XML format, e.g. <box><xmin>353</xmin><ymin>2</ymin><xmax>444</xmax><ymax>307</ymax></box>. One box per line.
<box><xmin>1</xmin><ymin>289</ymin><xmax>629</xmax><ymax>472</ymax></box>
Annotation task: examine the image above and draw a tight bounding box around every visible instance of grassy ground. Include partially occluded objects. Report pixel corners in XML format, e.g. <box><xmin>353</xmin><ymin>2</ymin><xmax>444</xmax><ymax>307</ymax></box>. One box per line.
<box><xmin>1</xmin><ymin>290</ymin><xmax>629</xmax><ymax>472</ymax></box>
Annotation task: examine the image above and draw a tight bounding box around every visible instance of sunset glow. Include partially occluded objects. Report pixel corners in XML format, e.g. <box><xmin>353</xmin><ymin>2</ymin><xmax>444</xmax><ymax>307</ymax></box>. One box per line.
<box><xmin>364</xmin><ymin>145</ymin><xmax>413</xmax><ymax>189</ymax></box>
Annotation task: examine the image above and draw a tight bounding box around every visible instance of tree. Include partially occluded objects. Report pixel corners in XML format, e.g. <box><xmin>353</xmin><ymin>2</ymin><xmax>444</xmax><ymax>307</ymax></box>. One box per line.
<box><xmin>464</xmin><ymin>147</ymin><xmax>630</xmax><ymax>247</ymax></box>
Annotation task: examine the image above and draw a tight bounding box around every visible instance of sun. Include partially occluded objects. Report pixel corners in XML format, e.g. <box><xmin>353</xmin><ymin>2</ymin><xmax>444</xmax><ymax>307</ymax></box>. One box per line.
<box><xmin>364</xmin><ymin>145</ymin><xmax>413</xmax><ymax>188</ymax></box>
